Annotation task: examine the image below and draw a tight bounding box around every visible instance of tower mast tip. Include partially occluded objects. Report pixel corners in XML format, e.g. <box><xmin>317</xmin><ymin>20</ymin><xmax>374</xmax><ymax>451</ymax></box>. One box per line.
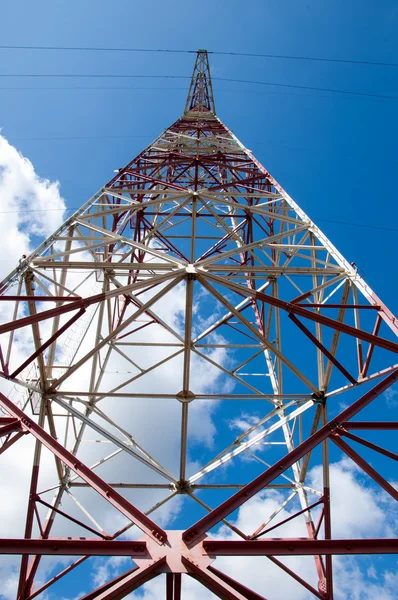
<box><xmin>185</xmin><ymin>50</ymin><xmax>215</xmax><ymax>114</ymax></box>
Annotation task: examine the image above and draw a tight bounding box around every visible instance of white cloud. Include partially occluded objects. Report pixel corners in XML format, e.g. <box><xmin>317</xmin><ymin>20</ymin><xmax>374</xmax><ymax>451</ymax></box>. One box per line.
<box><xmin>0</xmin><ymin>134</ymin><xmax>65</xmax><ymax>277</ymax></box>
<box><xmin>228</xmin><ymin>412</ymin><xmax>268</xmax><ymax>454</ymax></box>
<box><xmin>309</xmin><ymin>458</ymin><xmax>391</xmax><ymax>539</ymax></box>
<box><xmin>384</xmin><ymin>385</ymin><xmax>398</xmax><ymax>408</ymax></box>
<box><xmin>92</xmin><ymin>556</ymin><xmax>132</xmax><ymax>588</ymax></box>
<box><xmin>0</xmin><ymin>136</ymin><xmax>228</xmax><ymax>597</ymax></box>
<box><xmin>333</xmin><ymin>557</ymin><xmax>398</xmax><ymax>600</ymax></box>
<box><xmin>0</xmin><ymin>136</ymin><xmax>67</xmax><ymax>599</ymax></box>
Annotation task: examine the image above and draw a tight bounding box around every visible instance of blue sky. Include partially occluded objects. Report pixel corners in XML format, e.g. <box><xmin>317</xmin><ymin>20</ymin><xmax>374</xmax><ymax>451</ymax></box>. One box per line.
<box><xmin>1</xmin><ymin>0</ymin><xmax>397</xmax><ymax>313</ymax></box>
<box><xmin>0</xmin><ymin>1</ymin><xmax>397</xmax><ymax>598</ymax></box>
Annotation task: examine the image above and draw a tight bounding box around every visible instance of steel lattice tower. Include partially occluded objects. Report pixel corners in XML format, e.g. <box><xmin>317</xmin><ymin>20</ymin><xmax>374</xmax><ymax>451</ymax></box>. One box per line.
<box><xmin>0</xmin><ymin>50</ymin><xmax>397</xmax><ymax>599</ymax></box>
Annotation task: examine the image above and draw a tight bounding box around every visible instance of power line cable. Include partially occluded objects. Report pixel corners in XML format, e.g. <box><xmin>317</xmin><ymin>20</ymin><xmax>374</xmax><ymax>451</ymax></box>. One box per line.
<box><xmin>0</xmin><ymin>86</ymin><xmax>188</xmax><ymax>91</ymax></box>
<box><xmin>215</xmin><ymin>77</ymin><xmax>398</xmax><ymax>101</ymax></box>
<box><xmin>0</xmin><ymin>86</ymin><xmax>394</xmax><ymax>106</ymax></box>
<box><xmin>0</xmin><ymin>73</ymin><xmax>396</xmax><ymax>101</ymax></box>
<box><xmin>0</xmin><ymin>86</ymin><xmax>359</xmax><ymax>102</ymax></box>
<box><xmin>0</xmin><ymin>44</ymin><xmax>397</xmax><ymax>68</ymax></box>
<box><xmin>0</xmin><ymin>45</ymin><xmax>195</xmax><ymax>54</ymax></box>
<box><xmin>212</xmin><ymin>50</ymin><xmax>398</xmax><ymax>68</ymax></box>
<box><xmin>0</xmin><ymin>74</ymin><xmax>189</xmax><ymax>80</ymax></box>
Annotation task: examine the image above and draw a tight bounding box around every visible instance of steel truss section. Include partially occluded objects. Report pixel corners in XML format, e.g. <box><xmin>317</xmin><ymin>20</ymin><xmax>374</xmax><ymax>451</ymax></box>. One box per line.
<box><xmin>0</xmin><ymin>50</ymin><xmax>397</xmax><ymax>599</ymax></box>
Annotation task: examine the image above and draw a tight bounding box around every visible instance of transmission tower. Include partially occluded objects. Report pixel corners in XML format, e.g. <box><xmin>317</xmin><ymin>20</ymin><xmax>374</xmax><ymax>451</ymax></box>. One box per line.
<box><xmin>0</xmin><ymin>50</ymin><xmax>397</xmax><ymax>600</ymax></box>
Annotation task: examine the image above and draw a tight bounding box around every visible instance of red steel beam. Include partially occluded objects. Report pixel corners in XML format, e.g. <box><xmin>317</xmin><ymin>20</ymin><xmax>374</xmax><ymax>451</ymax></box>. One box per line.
<box><xmin>361</xmin><ymin>314</ymin><xmax>382</xmax><ymax>377</ymax></box>
<box><xmin>265</xmin><ymin>556</ymin><xmax>323</xmax><ymax>599</ymax></box>
<box><xmin>27</xmin><ymin>556</ymin><xmax>89</xmax><ymax>600</ymax></box>
<box><xmin>295</xmin><ymin>304</ymin><xmax>380</xmax><ymax>309</ymax></box>
<box><xmin>0</xmin><ymin>345</ymin><xmax>9</xmax><ymax>376</ymax></box>
<box><xmin>260</xmin><ymin>292</ymin><xmax>398</xmax><ymax>354</ymax></box>
<box><xmin>288</xmin><ymin>313</ymin><xmax>356</xmax><ymax>384</ymax></box>
<box><xmin>252</xmin><ymin>498</ymin><xmax>324</xmax><ymax>539</ymax></box>
<box><xmin>174</xmin><ymin>573</ymin><xmax>182</xmax><ymax>600</ymax></box>
<box><xmin>10</xmin><ymin>308</ymin><xmax>86</xmax><ymax>378</ymax></box>
<box><xmin>0</xmin><ymin>296</ymin><xmax>82</xmax><ymax>302</ymax></box>
<box><xmin>166</xmin><ymin>573</ymin><xmax>173</xmax><ymax>600</ymax></box>
<box><xmin>338</xmin><ymin>429</ymin><xmax>398</xmax><ymax>461</ymax></box>
<box><xmin>182</xmin><ymin>556</ymin><xmax>257</xmax><ymax>600</ymax></box>
<box><xmin>0</xmin><ymin>418</ymin><xmax>22</xmax><ymax>438</ymax></box>
<box><xmin>207</xmin><ymin>565</ymin><xmax>268</xmax><ymax>600</ymax></box>
<box><xmin>0</xmin><ymin>393</ymin><xmax>168</xmax><ymax>544</ymax></box>
<box><xmin>80</xmin><ymin>566</ymin><xmax>139</xmax><ymax>600</ymax></box>
<box><xmin>204</xmin><ymin>272</ymin><xmax>398</xmax><ymax>355</ymax></box>
<box><xmin>314</xmin><ymin>507</ymin><xmax>324</xmax><ymax>540</ymax></box>
<box><xmin>331</xmin><ymin>435</ymin><xmax>398</xmax><ymax>501</ymax></box>
<box><xmin>0</xmin><ymin>538</ymin><xmax>147</xmax><ymax>556</ymax></box>
<box><xmin>0</xmin><ymin>271</ymin><xmax>177</xmax><ymax>336</ymax></box>
<box><xmin>0</xmin><ymin>295</ymin><xmax>101</xmax><ymax>335</ymax></box>
<box><xmin>340</xmin><ymin>421</ymin><xmax>398</xmax><ymax>430</ymax></box>
<box><xmin>202</xmin><ymin>538</ymin><xmax>398</xmax><ymax>556</ymax></box>
<box><xmin>183</xmin><ymin>368</ymin><xmax>398</xmax><ymax>544</ymax></box>
<box><xmin>0</xmin><ymin>430</ymin><xmax>26</xmax><ymax>455</ymax></box>
<box><xmin>166</xmin><ymin>573</ymin><xmax>182</xmax><ymax>600</ymax></box>
<box><xmin>0</xmin><ymin>416</ymin><xmax>21</xmax><ymax>424</ymax></box>
<box><xmin>35</xmin><ymin>495</ymin><xmax>109</xmax><ymax>539</ymax></box>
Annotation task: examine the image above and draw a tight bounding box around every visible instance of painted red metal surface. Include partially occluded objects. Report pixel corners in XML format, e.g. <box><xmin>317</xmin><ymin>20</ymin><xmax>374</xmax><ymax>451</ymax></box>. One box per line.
<box><xmin>0</xmin><ymin>49</ymin><xmax>397</xmax><ymax>600</ymax></box>
<box><xmin>202</xmin><ymin>539</ymin><xmax>398</xmax><ymax>556</ymax></box>
<box><xmin>183</xmin><ymin>368</ymin><xmax>398</xmax><ymax>544</ymax></box>
<box><xmin>0</xmin><ymin>538</ymin><xmax>147</xmax><ymax>556</ymax></box>
<box><xmin>0</xmin><ymin>418</ymin><xmax>22</xmax><ymax>437</ymax></box>
<box><xmin>0</xmin><ymin>392</ymin><xmax>168</xmax><ymax>544</ymax></box>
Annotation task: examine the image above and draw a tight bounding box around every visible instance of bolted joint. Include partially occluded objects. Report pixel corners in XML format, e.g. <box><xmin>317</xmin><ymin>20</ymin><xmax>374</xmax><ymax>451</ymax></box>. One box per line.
<box><xmin>176</xmin><ymin>390</ymin><xmax>195</xmax><ymax>404</ymax></box>
<box><xmin>175</xmin><ymin>479</ymin><xmax>193</xmax><ymax>494</ymax></box>
<box><xmin>318</xmin><ymin>578</ymin><xmax>328</xmax><ymax>596</ymax></box>
<box><xmin>327</xmin><ymin>419</ymin><xmax>339</xmax><ymax>432</ymax></box>
<box><xmin>183</xmin><ymin>530</ymin><xmax>197</xmax><ymax>541</ymax></box>
<box><xmin>312</xmin><ymin>391</ymin><xmax>326</xmax><ymax>405</ymax></box>
<box><xmin>152</xmin><ymin>530</ymin><xmax>166</xmax><ymax>543</ymax></box>
<box><xmin>185</xmin><ymin>264</ymin><xmax>197</xmax><ymax>281</ymax></box>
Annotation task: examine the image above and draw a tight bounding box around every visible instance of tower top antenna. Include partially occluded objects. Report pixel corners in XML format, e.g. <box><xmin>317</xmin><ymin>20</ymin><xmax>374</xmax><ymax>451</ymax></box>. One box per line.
<box><xmin>185</xmin><ymin>49</ymin><xmax>215</xmax><ymax>114</ymax></box>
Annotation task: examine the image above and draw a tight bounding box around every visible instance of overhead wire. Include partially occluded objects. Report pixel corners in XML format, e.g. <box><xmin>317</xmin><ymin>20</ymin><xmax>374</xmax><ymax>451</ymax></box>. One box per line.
<box><xmin>0</xmin><ymin>45</ymin><xmax>195</xmax><ymax>55</ymax></box>
<box><xmin>0</xmin><ymin>74</ymin><xmax>189</xmax><ymax>80</ymax></box>
<box><xmin>0</xmin><ymin>86</ymin><xmax>366</xmax><ymax>104</ymax></box>
<box><xmin>0</xmin><ymin>73</ymin><xmax>396</xmax><ymax>101</ymax></box>
<box><xmin>0</xmin><ymin>44</ymin><xmax>397</xmax><ymax>68</ymax></box>
<box><xmin>0</xmin><ymin>86</ymin><xmax>189</xmax><ymax>91</ymax></box>
<box><xmin>0</xmin><ymin>46</ymin><xmax>396</xmax><ymax>233</ymax></box>
<box><xmin>215</xmin><ymin>77</ymin><xmax>398</xmax><ymax>101</ymax></box>
<box><xmin>212</xmin><ymin>50</ymin><xmax>398</xmax><ymax>68</ymax></box>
